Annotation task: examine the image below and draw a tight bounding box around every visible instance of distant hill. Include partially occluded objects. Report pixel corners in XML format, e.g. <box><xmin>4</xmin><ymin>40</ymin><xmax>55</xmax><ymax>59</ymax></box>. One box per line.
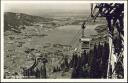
<box><xmin>4</xmin><ymin>12</ymin><xmax>53</xmax><ymax>32</ymax></box>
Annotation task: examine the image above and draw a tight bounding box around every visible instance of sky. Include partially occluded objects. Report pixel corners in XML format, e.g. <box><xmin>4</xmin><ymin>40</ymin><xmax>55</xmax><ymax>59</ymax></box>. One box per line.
<box><xmin>3</xmin><ymin>2</ymin><xmax>91</xmax><ymax>17</ymax></box>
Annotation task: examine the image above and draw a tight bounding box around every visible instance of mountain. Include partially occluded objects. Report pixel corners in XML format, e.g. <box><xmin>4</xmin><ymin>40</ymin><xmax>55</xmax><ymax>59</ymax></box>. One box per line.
<box><xmin>4</xmin><ymin>12</ymin><xmax>53</xmax><ymax>32</ymax></box>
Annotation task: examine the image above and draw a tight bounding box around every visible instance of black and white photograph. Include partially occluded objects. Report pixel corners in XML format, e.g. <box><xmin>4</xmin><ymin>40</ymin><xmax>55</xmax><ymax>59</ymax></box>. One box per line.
<box><xmin>0</xmin><ymin>0</ymin><xmax>127</xmax><ymax>82</ymax></box>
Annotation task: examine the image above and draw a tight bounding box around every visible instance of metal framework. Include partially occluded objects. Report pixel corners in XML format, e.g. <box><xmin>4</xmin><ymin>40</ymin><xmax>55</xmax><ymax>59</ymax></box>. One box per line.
<box><xmin>91</xmin><ymin>3</ymin><xmax>124</xmax><ymax>78</ymax></box>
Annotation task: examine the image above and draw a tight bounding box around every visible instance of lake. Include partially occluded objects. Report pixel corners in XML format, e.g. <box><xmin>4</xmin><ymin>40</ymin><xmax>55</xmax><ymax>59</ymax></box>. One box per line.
<box><xmin>24</xmin><ymin>24</ymin><xmax>99</xmax><ymax>49</ymax></box>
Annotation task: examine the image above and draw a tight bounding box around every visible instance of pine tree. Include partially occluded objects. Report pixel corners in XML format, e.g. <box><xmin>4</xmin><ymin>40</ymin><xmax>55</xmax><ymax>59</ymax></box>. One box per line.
<box><xmin>90</xmin><ymin>44</ymin><xmax>99</xmax><ymax>78</ymax></box>
<box><xmin>101</xmin><ymin>42</ymin><xmax>109</xmax><ymax>78</ymax></box>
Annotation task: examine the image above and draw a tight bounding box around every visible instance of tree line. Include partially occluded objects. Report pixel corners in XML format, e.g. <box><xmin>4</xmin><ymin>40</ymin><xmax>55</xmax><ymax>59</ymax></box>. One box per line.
<box><xmin>70</xmin><ymin>42</ymin><xmax>109</xmax><ymax>78</ymax></box>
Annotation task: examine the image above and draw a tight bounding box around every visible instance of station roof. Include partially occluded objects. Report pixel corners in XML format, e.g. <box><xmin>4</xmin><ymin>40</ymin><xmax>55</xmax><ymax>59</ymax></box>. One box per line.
<box><xmin>80</xmin><ymin>37</ymin><xmax>91</xmax><ymax>41</ymax></box>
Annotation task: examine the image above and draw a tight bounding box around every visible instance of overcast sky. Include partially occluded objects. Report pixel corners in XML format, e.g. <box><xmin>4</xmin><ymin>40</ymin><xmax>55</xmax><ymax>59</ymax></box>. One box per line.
<box><xmin>4</xmin><ymin>2</ymin><xmax>91</xmax><ymax>16</ymax></box>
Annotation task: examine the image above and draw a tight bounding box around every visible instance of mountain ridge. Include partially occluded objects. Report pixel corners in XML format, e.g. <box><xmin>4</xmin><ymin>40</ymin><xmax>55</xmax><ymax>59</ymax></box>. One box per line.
<box><xmin>4</xmin><ymin>12</ymin><xmax>53</xmax><ymax>32</ymax></box>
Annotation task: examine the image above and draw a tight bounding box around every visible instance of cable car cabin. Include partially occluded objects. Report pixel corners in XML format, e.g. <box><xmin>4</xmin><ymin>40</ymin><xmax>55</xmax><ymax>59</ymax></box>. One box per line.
<box><xmin>80</xmin><ymin>37</ymin><xmax>91</xmax><ymax>52</ymax></box>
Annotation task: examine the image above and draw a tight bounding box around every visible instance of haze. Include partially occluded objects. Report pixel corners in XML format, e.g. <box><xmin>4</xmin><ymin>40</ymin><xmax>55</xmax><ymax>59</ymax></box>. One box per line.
<box><xmin>4</xmin><ymin>2</ymin><xmax>91</xmax><ymax>17</ymax></box>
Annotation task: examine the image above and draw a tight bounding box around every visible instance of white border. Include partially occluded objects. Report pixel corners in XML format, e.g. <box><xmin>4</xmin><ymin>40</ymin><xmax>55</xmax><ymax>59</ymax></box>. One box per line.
<box><xmin>1</xmin><ymin>1</ymin><xmax>127</xmax><ymax>82</ymax></box>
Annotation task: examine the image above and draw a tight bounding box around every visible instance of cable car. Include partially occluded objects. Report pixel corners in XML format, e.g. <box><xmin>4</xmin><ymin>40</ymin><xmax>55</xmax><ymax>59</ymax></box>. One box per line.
<box><xmin>80</xmin><ymin>37</ymin><xmax>91</xmax><ymax>52</ymax></box>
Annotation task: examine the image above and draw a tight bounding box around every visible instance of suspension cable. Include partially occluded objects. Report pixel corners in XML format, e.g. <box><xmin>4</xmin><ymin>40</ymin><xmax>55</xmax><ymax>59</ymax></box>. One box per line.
<box><xmin>68</xmin><ymin>3</ymin><xmax>95</xmax><ymax>49</ymax></box>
